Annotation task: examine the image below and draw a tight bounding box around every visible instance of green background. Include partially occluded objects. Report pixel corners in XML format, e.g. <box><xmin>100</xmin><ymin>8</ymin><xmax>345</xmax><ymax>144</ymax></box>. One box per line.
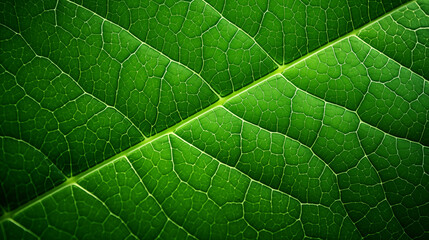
<box><xmin>1</xmin><ymin>0</ymin><xmax>428</xmax><ymax>239</ymax></box>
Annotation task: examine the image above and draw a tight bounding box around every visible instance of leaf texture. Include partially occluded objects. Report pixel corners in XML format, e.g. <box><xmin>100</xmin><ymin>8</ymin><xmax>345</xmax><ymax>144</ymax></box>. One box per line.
<box><xmin>0</xmin><ymin>0</ymin><xmax>428</xmax><ymax>239</ymax></box>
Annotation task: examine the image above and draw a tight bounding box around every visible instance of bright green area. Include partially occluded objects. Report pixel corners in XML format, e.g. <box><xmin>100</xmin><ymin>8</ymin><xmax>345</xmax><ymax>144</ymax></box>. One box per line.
<box><xmin>225</xmin><ymin>75</ymin><xmax>325</xmax><ymax>146</ymax></box>
<box><xmin>283</xmin><ymin>36</ymin><xmax>429</xmax><ymax>145</ymax></box>
<box><xmin>283</xmin><ymin>37</ymin><xmax>372</xmax><ymax>111</ymax></box>
<box><xmin>1</xmin><ymin>0</ymin><xmax>428</xmax><ymax>239</ymax></box>
<box><xmin>359</xmin><ymin>0</ymin><xmax>429</xmax><ymax>80</ymax></box>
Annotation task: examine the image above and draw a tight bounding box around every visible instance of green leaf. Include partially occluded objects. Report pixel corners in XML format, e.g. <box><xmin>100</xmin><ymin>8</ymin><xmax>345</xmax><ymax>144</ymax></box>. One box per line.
<box><xmin>1</xmin><ymin>0</ymin><xmax>428</xmax><ymax>239</ymax></box>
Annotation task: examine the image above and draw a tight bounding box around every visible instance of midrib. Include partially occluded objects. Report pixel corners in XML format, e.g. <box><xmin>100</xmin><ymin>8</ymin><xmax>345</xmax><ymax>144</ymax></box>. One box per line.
<box><xmin>0</xmin><ymin>0</ymin><xmax>415</xmax><ymax>222</ymax></box>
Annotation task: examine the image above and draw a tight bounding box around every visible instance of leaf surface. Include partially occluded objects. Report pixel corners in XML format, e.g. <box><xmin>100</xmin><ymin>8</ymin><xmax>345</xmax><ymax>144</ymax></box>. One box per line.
<box><xmin>1</xmin><ymin>0</ymin><xmax>428</xmax><ymax>239</ymax></box>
